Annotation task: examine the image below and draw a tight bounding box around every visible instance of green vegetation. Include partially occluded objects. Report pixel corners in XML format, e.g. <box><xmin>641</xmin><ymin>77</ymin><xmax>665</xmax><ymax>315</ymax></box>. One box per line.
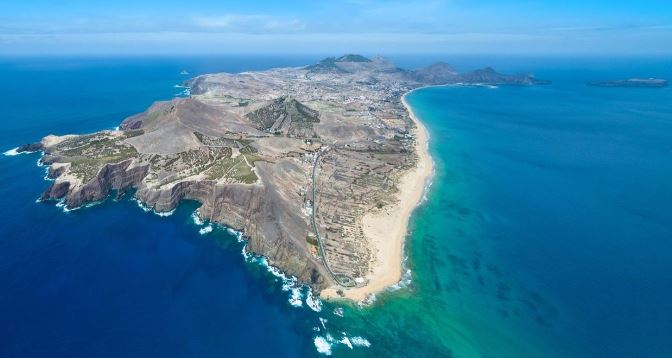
<box><xmin>194</xmin><ymin>131</ymin><xmax>255</xmax><ymax>149</ymax></box>
<box><xmin>205</xmin><ymin>153</ymin><xmax>262</xmax><ymax>184</ymax></box>
<box><xmin>239</xmin><ymin>145</ymin><xmax>257</xmax><ymax>154</ymax></box>
<box><xmin>140</xmin><ymin>110</ymin><xmax>162</xmax><ymax>128</ymax></box>
<box><xmin>306</xmin><ymin>235</ymin><xmax>319</xmax><ymax>247</ymax></box>
<box><xmin>54</xmin><ymin>135</ymin><xmax>139</xmax><ymax>183</ymax></box>
<box><xmin>123</xmin><ymin>129</ymin><xmax>145</xmax><ymax>138</ymax></box>
<box><xmin>335</xmin><ymin>54</ymin><xmax>371</xmax><ymax>62</ymax></box>
<box><xmin>246</xmin><ymin>96</ymin><xmax>319</xmax><ymax>137</ymax></box>
<box><xmin>68</xmin><ymin>146</ymin><xmax>138</xmax><ymax>183</ymax></box>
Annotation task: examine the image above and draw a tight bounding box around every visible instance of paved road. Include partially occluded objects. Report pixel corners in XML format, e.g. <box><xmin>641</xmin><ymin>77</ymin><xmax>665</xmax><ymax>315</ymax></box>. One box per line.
<box><xmin>310</xmin><ymin>149</ymin><xmax>356</xmax><ymax>288</ymax></box>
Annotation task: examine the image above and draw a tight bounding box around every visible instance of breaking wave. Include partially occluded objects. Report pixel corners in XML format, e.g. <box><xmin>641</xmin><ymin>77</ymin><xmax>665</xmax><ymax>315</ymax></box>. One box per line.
<box><xmin>174</xmin><ymin>88</ymin><xmax>191</xmax><ymax>97</ymax></box>
<box><xmin>51</xmin><ymin>198</ymin><xmax>104</xmax><ymax>213</ymax></box>
<box><xmin>314</xmin><ymin>336</ymin><xmax>332</xmax><ymax>355</ymax></box>
<box><xmin>155</xmin><ymin>209</ymin><xmax>175</xmax><ymax>217</ymax></box>
<box><xmin>386</xmin><ymin>255</ymin><xmax>413</xmax><ymax>292</ymax></box>
<box><xmin>313</xmin><ymin>332</ymin><xmax>371</xmax><ymax>355</ymax></box>
<box><xmin>358</xmin><ymin>293</ymin><xmax>377</xmax><ymax>307</ymax></box>
<box><xmin>306</xmin><ymin>289</ymin><xmax>323</xmax><ymax>312</ymax></box>
<box><xmin>191</xmin><ymin>211</ymin><xmax>205</xmax><ymax>226</ymax></box>
<box><xmin>191</xmin><ymin>217</ymin><xmax>326</xmax><ymax>314</ymax></box>
<box><xmin>350</xmin><ymin>336</ymin><xmax>371</xmax><ymax>347</ymax></box>
<box><xmin>340</xmin><ymin>336</ymin><xmax>353</xmax><ymax>349</ymax></box>
<box><xmin>134</xmin><ymin>199</ymin><xmax>174</xmax><ymax>217</ymax></box>
<box><xmin>3</xmin><ymin>147</ymin><xmax>21</xmax><ymax>156</ymax></box>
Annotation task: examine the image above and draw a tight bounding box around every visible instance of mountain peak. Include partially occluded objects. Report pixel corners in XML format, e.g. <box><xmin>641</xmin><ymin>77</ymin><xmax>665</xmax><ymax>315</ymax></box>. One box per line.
<box><xmin>409</xmin><ymin>62</ymin><xmax>459</xmax><ymax>84</ymax></box>
<box><xmin>246</xmin><ymin>96</ymin><xmax>320</xmax><ymax>137</ymax></box>
<box><xmin>335</xmin><ymin>54</ymin><xmax>372</xmax><ymax>63</ymax></box>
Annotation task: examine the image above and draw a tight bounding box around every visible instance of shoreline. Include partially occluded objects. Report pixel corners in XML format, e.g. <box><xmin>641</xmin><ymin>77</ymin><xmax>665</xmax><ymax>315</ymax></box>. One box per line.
<box><xmin>321</xmin><ymin>89</ymin><xmax>434</xmax><ymax>301</ymax></box>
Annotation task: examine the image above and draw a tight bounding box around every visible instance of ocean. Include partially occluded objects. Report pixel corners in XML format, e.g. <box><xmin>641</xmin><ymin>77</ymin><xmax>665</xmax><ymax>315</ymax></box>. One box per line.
<box><xmin>1</xmin><ymin>56</ymin><xmax>671</xmax><ymax>357</ymax></box>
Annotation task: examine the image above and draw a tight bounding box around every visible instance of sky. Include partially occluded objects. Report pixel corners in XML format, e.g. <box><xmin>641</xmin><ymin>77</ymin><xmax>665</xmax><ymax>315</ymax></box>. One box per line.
<box><xmin>1</xmin><ymin>0</ymin><xmax>671</xmax><ymax>55</ymax></box>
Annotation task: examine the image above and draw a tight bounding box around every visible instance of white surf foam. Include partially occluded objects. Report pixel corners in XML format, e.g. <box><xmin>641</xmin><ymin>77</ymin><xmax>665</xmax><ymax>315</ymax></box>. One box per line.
<box><xmin>421</xmin><ymin>175</ymin><xmax>434</xmax><ymax>203</ymax></box>
<box><xmin>288</xmin><ymin>287</ymin><xmax>303</xmax><ymax>307</ymax></box>
<box><xmin>306</xmin><ymin>289</ymin><xmax>323</xmax><ymax>312</ymax></box>
<box><xmin>191</xmin><ymin>211</ymin><xmax>205</xmax><ymax>226</ymax></box>
<box><xmin>4</xmin><ymin>147</ymin><xmax>43</xmax><ymax>156</ymax></box>
<box><xmin>134</xmin><ymin>199</ymin><xmax>176</xmax><ymax>217</ymax></box>
<box><xmin>350</xmin><ymin>336</ymin><xmax>371</xmax><ymax>348</ymax></box>
<box><xmin>314</xmin><ymin>336</ymin><xmax>332</xmax><ymax>355</ymax></box>
<box><xmin>358</xmin><ymin>293</ymin><xmax>377</xmax><ymax>307</ymax></box>
<box><xmin>155</xmin><ymin>209</ymin><xmax>175</xmax><ymax>217</ymax></box>
<box><xmin>134</xmin><ymin>199</ymin><xmax>152</xmax><ymax>213</ymax></box>
<box><xmin>340</xmin><ymin>335</ymin><xmax>353</xmax><ymax>349</ymax></box>
<box><xmin>53</xmin><ymin>198</ymin><xmax>105</xmax><ymax>213</ymax></box>
<box><xmin>224</xmin><ymin>229</ymin><xmax>321</xmax><ymax>311</ymax></box>
<box><xmin>387</xmin><ymin>255</ymin><xmax>413</xmax><ymax>292</ymax></box>
<box><xmin>387</xmin><ymin>268</ymin><xmax>412</xmax><ymax>292</ymax></box>
<box><xmin>174</xmin><ymin>88</ymin><xmax>191</xmax><ymax>97</ymax></box>
<box><xmin>199</xmin><ymin>225</ymin><xmax>213</xmax><ymax>235</ymax></box>
<box><xmin>241</xmin><ymin>244</ymin><xmax>252</xmax><ymax>261</ymax></box>
<box><xmin>3</xmin><ymin>147</ymin><xmax>21</xmax><ymax>156</ymax></box>
<box><xmin>55</xmin><ymin>199</ymin><xmax>72</xmax><ymax>212</ymax></box>
<box><xmin>226</xmin><ymin>228</ymin><xmax>244</xmax><ymax>243</ymax></box>
<box><xmin>254</xmin><ymin>255</ymin><xmax>314</xmax><ymax>308</ymax></box>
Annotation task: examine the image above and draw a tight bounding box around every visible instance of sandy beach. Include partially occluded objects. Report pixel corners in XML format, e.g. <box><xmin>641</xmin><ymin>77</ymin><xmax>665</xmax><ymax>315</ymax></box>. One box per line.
<box><xmin>321</xmin><ymin>91</ymin><xmax>433</xmax><ymax>301</ymax></box>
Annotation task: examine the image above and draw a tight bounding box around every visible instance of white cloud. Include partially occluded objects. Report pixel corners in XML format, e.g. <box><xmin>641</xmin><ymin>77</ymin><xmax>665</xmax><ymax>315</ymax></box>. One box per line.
<box><xmin>192</xmin><ymin>14</ymin><xmax>306</xmax><ymax>33</ymax></box>
<box><xmin>2</xmin><ymin>30</ymin><xmax>670</xmax><ymax>55</ymax></box>
<box><xmin>0</xmin><ymin>13</ymin><xmax>306</xmax><ymax>35</ymax></box>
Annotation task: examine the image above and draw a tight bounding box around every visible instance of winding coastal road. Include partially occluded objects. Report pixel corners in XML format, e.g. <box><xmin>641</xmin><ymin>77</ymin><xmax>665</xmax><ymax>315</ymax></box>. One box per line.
<box><xmin>310</xmin><ymin>149</ymin><xmax>356</xmax><ymax>288</ymax></box>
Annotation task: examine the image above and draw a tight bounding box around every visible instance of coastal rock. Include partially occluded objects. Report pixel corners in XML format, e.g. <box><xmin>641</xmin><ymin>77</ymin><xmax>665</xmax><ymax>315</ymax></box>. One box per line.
<box><xmin>408</xmin><ymin>62</ymin><xmax>459</xmax><ymax>84</ymax></box>
<box><xmin>42</xmin><ymin>159</ymin><xmax>149</xmax><ymax>208</ymax></box>
<box><xmin>587</xmin><ymin>78</ymin><xmax>668</xmax><ymax>87</ymax></box>
<box><xmin>459</xmin><ymin>67</ymin><xmax>550</xmax><ymax>85</ymax></box>
<box><xmin>17</xmin><ymin>142</ymin><xmax>43</xmax><ymax>153</ymax></box>
<box><xmin>40</xmin><ymin>181</ymin><xmax>70</xmax><ymax>201</ymax></box>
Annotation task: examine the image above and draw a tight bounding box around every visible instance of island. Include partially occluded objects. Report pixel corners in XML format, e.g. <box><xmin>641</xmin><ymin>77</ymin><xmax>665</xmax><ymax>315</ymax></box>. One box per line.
<box><xmin>20</xmin><ymin>55</ymin><xmax>548</xmax><ymax>301</ymax></box>
<box><xmin>587</xmin><ymin>78</ymin><xmax>668</xmax><ymax>87</ymax></box>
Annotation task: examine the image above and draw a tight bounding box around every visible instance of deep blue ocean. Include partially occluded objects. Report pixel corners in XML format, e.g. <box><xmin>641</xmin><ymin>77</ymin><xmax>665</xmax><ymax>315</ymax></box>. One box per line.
<box><xmin>1</xmin><ymin>56</ymin><xmax>671</xmax><ymax>357</ymax></box>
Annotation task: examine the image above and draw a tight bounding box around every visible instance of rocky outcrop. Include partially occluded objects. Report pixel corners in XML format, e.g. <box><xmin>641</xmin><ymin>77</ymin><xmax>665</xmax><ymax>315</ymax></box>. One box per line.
<box><xmin>183</xmin><ymin>76</ymin><xmax>209</xmax><ymax>96</ymax></box>
<box><xmin>459</xmin><ymin>67</ymin><xmax>550</xmax><ymax>85</ymax></box>
<box><xmin>200</xmin><ymin>180</ymin><xmax>327</xmax><ymax>287</ymax></box>
<box><xmin>135</xmin><ymin>180</ymin><xmax>215</xmax><ymax>212</ymax></box>
<box><xmin>46</xmin><ymin>165</ymin><xmax>66</xmax><ymax>180</ymax></box>
<box><xmin>39</xmin><ymin>152</ymin><xmax>328</xmax><ymax>288</ymax></box>
<box><xmin>587</xmin><ymin>78</ymin><xmax>668</xmax><ymax>87</ymax></box>
<box><xmin>246</xmin><ymin>96</ymin><xmax>320</xmax><ymax>137</ymax></box>
<box><xmin>41</xmin><ymin>160</ymin><xmax>149</xmax><ymax>208</ymax></box>
<box><xmin>409</xmin><ymin>62</ymin><xmax>459</xmax><ymax>84</ymax></box>
<box><xmin>17</xmin><ymin>142</ymin><xmax>43</xmax><ymax>153</ymax></box>
<box><xmin>40</xmin><ymin>181</ymin><xmax>70</xmax><ymax>201</ymax></box>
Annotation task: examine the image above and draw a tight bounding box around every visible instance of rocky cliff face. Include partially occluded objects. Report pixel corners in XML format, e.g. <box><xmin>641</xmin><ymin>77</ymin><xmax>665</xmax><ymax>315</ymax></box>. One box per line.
<box><xmin>41</xmin><ymin>160</ymin><xmax>149</xmax><ymax>207</ymax></box>
<box><xmin>40</xmin><ymin>157</ymin><xmax>327</xmax><ymax>288</ymax></box>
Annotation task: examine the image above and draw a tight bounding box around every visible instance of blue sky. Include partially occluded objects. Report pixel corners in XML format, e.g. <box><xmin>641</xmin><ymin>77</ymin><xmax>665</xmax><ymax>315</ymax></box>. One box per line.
<box><xmin>1</xmin><ymin>0</ymin><xmax>671</xmax><ymax>55</ymax></box>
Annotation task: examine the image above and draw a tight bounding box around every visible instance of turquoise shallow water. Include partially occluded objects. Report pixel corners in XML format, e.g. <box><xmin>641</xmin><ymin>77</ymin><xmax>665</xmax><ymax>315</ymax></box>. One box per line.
<box><xmin>400</xmin><ymin>64</ymin><xmax>672</xmax><ymax>356</ymax></box>
<box><xmin>1</xmin><ymin>56</ymin><xmax>671</xmax><ymax>357</ymax></box>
